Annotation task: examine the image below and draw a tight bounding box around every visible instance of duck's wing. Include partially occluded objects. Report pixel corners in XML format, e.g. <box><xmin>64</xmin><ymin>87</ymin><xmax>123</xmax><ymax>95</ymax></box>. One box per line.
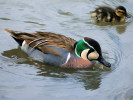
<box><xmin>3</xmin><ymin>29</ymin><xmax>77</xmax><ymax>56</ymax></box>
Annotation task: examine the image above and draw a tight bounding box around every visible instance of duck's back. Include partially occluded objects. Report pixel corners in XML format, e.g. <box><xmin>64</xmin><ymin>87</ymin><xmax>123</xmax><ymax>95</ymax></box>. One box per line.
<box><xmin>4</xmin><ymin>29</ymin><xmax>78</xmax><ymax>67</ymax></box>
<box><xmin>92</xmin><ymin>6</ymin><xmax>116</xmax><ymax>22</ymax></box>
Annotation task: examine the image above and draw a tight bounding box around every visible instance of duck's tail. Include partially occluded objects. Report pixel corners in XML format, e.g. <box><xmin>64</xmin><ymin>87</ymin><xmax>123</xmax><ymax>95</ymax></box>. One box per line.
<box><xmin>3</xmin><ymin>28</ymin><xmax>24</xmax><ymax>46</ymax></box>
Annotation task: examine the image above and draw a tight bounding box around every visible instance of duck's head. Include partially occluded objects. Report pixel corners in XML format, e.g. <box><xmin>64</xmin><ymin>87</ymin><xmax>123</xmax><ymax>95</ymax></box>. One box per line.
<box><xmin>75</xmin><ymin>37</ymin><xmax>111</xmax><ymax>68</ymax></box>
<box><xmin>115</xmin><ymin>6</ymin><xmax>130</xmax><ymax>18</ymax></box>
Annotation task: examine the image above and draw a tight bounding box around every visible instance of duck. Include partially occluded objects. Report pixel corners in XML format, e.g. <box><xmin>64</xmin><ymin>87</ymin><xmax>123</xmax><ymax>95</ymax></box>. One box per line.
<box><xmin>3</xmin><ymin>29</ymin><xmax>111</xmax><ymax>68</ymax></box>
<box><xmin>91</xmin><ymin>6</ymin><xmax>131</xmax><ymax>23</ymax></box>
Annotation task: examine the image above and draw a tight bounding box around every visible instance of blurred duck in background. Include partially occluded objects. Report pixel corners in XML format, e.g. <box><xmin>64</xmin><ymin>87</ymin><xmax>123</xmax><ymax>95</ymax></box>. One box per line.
<box><xmin>91</xmin><ymin>6</ymin><xmax>131</xmax><ymax>23</ymax></box>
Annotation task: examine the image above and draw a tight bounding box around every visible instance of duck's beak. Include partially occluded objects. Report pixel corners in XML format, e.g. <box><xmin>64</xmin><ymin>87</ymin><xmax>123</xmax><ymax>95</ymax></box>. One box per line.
<box><xmin>98</xmin><ymin>56</ymin><xmax>111</xmax><ymax>68</ymax></box>
<box><xmin>125</xmin><ymin>13</ymin><xmax>131</xmax><ymax>18</ymax></box>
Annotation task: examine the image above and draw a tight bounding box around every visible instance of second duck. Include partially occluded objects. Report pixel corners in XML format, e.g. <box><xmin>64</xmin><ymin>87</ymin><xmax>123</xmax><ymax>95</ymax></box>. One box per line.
<box><xmin>91</xmin><ymin>6</ymin><xmax>131</xmax><ymax>23</ymax></box>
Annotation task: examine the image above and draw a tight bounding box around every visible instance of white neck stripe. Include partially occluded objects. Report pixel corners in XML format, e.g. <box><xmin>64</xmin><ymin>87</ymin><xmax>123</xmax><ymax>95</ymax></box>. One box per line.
<box><xmin>22</xmin><ymin>40</ymin><xmax>26</xmax><ymax>47</ymax></box>
<box><xmin>65</xmin><ymin>53</ymin><xmax>71</xmax><ymax>64</ymax></box>
<box><xmin>83</xmin><ymin>38</ymin><xmax>97</xmax><ymax>51</ymax></box>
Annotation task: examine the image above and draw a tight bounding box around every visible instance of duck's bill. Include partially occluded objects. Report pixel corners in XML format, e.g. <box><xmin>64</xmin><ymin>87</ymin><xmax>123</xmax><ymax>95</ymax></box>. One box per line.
<box><xmin>98</xmin><ymin>56</ymin><xmax>111</xmax><ymax>68</ymax></box>
<box><xmin>126</xmin><ymin>13</ymin><xmax>131</xmax><ymax>18</ymax></box>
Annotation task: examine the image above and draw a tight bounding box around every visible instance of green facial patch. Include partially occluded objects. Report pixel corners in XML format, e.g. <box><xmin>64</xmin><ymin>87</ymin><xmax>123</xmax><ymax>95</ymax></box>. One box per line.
<box><xmin>75</xmin><ymin>40</ymin><xmax>91</xmax><ymax>57</ymax></box>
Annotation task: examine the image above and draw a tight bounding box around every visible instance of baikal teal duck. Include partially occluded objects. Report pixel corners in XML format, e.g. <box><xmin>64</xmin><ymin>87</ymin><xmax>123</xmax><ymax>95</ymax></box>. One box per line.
<box><xmin>4</xmin><ymin>29</ymin><xmax>111</xmax><ymax>68</ymax></box>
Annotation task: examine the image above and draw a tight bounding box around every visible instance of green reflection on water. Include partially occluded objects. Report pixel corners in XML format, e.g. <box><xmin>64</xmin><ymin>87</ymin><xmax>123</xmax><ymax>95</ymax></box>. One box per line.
<box><xmin>24</xmin><ymin>21</ymin><xmax>45</xmax><ymax>26</ymax></box>
<box><xmin>58</xmin><ymin>10</ymin><xmax>73</xmax><ymax>16</ymax></box>
<box><xmin>0</xmin><ymin>18</ymin><xmax>10</xmax><ymax>20</ymax></box>
<box><xmin>2</xmin><ymin>47</ymin><xmax>103</xmax><ymax>90</ymax></box>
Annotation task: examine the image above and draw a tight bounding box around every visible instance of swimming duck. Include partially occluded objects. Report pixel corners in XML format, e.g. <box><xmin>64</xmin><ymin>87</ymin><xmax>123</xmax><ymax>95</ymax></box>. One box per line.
<box><xmin>91</xmin><ymin>6</ymin><xmax>130</xmax><ymax>23</ymax></box>
<box><xmin>4</xmin><ymin>29</ymin><xmax>111</xmax><ymax>68</ymax></box>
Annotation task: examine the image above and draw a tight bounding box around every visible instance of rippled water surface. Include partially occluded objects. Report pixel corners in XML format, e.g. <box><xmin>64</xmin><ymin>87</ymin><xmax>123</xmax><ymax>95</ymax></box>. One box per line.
<box><xmin>0</xmin><ymin>0</ymin><xmax>133</xmax><ymax>100</ymax></box>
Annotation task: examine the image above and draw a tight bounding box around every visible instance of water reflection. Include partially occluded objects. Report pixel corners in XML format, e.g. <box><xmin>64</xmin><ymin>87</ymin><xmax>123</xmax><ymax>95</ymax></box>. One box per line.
<box><xmin>116</xmin><ymin>25</ymin><xmax>127</xmax><ymax>34</ymax></box>
<box><xmin>58</xmin><ymin>10</ymin><xmax>73</xmax><ymax>16</ymax></box>
<box><xmin>24</xmin><ymin>21</ymin><xmax>45</xmax><ymax>26</ymax></box>
<box><xmin>75</xmin><ymin>70</ymin><xmax>101</xmax><ymax>90</ymax></box>
<box><xmin>0</xmin><ymin>18</ymin><xmax>10</xmax><ymax>20</ymax></box>
<box><xmin>2</xmin><ymin>47</ymin><xmax>102</xmax><ymax>90</ymax></box>
<box><xmin>93</xmin><ymin>22</ymin><xmax>127</xmax><ymax>34</ymax></box>
<box><xmin>2</xmin><ymin>47</ymin><xmax>29</xmax><ymax>64</ymax></box>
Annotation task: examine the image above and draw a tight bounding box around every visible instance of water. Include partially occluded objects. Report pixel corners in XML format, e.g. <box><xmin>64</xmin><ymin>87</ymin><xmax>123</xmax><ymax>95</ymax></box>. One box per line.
<box><xmin>0</xmin><ymin>0</ymin><xmax>133</xmax><ymax>100</ymax></box>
